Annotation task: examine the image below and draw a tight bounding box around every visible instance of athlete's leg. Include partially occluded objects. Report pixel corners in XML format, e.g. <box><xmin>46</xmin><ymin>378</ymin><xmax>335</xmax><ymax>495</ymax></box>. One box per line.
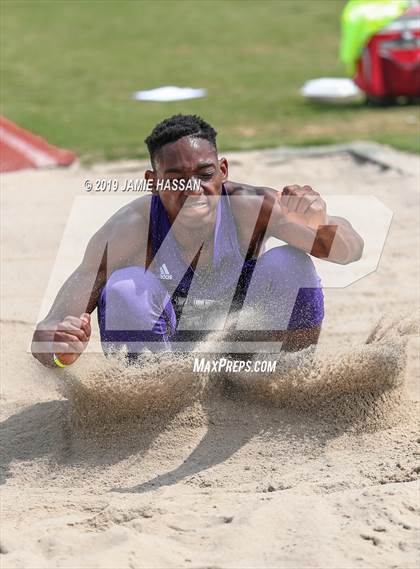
<box><xmin>97</xmin><ymin>266</ymin><xmax>176</xmax><ymax>357</ymax></box>
<box><xmin>235</xmin><ymin>245</ymin><xmax>324</xmax><ymax>351</ymax></box>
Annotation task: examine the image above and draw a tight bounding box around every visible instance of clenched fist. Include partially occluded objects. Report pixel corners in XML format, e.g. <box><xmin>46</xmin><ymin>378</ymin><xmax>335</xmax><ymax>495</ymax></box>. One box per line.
<box><xmin>278</xmin><ymin>185</ymin><xmax>327</xmax><ymax>231</ymax></box>
<box><xmin>53</xmin><ymin>313</ymin><xmax>91</xmax><ymax>366</ymax></box>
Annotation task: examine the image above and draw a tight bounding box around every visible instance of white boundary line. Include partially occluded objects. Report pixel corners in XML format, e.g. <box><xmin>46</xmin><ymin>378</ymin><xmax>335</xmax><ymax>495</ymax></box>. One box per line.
<box><xmin>0</xmin><ymin>125</ymin><xmax>57</xmax><ymax>168</ymax></box>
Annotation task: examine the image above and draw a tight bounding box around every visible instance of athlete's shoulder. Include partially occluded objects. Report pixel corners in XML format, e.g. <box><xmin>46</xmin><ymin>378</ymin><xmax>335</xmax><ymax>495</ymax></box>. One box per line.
<box><xmin>225</xmin><ymin>180</ymin><xmax>278</xmax><ymax>215</ymax></box>
<box><xmin>225</xmin><ymin>180</ymin><xmax>263</xmax><ymax>195</ymax></box>
<box><xmin>225</xmin><ymin>180</ymin><xmax>277</xmax><ymax>199</ymax></box>
<box><xmin>115</xmin><ymin>193</ymin><xmax>151</xmax><ymax>222</ymax></box>
<box><xmin>225</xmin><ymin>181</ymin><xmax>282</xmax><ymax>239</ymax></box>
<box><xmin>103</xmin><ymin>194</ymin><xmax>151</xmax><ymax>233</ymax></box>
<box><xmin>83</xmin><ymin>194</ymin><xmax>152</xmax><ymax>271</ymax></box>
<box><xmin>87</xmin><ymin>194</ymin><xmax>152</xmax><ymax>259</ymax></box>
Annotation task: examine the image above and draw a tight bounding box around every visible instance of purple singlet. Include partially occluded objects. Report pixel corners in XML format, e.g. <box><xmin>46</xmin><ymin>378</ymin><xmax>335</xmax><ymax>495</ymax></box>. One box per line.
<box><xmin>97</xmin><ymin>186</ymin><xmax>324</xmax><ymax>353</ymax></box>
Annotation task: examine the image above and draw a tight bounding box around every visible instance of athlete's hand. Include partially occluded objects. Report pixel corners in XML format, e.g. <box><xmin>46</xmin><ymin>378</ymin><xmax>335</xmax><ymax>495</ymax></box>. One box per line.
<box><xmin>53</xmin><ymin>313</ymin><xmax>91</xmax><ymax>366</ymax></box>
<box><xmin>278</xmin><ymin>185</ymin><xmax>327</xmax><ymax>231</ymax></box>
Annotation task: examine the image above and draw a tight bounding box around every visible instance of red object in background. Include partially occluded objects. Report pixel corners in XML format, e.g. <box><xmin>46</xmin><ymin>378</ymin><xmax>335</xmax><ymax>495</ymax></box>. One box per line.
<box><xmin>0</xmin><ymin>117</ymin><xmax>76</xmax><ymax>173</ymax></box>
<box><xmin>354</xmin><ymin>5</ymin><xmax>420</xmax><ymax>102</ymax></box>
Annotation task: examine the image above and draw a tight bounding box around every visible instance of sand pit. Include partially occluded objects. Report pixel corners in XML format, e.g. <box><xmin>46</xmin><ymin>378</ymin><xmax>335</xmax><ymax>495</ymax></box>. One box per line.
<box><xmin>1</xmin><ymin>143</ymin><xmax>419</xmax><ymax>568</ymax></box>
<box><xmin>65</xmin><ymin>315</ymin><xmax>412</xmax><ymax>433</ymax></box>
<box><xmin>64</xmin><ymin>351</ymin><xmax>210</xmax><ymax>430</ymax></box>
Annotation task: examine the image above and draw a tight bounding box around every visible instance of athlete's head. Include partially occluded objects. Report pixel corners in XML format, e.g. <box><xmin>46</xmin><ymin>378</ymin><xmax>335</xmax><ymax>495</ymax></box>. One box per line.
<box><xmin>145</xmin><ymin>114</ymin><xmax>217</xmax><ymax>167</ymax></box>
<box><xmin>144</xmin><ymin>114</ymin><xmax>228</xmax><ymax>226</ymax></box>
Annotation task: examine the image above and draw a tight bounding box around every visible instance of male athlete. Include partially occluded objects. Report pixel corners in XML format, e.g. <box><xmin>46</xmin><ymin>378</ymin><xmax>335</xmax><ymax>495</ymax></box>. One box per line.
<box><xmin>32</xmin><ymin>114</ymin><xmax>364</xmax><ymax>368</ymax></box>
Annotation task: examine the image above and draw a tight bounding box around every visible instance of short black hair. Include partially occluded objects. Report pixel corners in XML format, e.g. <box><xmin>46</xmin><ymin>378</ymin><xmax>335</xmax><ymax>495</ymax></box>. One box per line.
<box><xmin>145</xmin><ymin>114</ymin><xmax>217</xmax><ymax>166</ymax></box>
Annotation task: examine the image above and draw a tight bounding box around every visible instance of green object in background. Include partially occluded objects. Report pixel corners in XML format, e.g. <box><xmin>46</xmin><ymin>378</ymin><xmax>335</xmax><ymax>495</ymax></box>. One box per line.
<box><xmin>340</xmin><ymin>0</ymin><xmax>409</xmax><ymax>75</ymax></box>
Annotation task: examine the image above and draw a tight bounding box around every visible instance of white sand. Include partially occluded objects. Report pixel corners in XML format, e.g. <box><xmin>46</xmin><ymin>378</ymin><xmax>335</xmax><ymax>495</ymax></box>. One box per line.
<box><xmin>1</xmin><ymin>143</ymin><xmax>419</xmax><ymax>568</ymax></box>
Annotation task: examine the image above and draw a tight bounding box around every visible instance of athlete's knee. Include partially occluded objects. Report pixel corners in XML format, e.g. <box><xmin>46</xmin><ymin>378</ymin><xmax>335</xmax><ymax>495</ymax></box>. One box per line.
<box><xmin>105</xmin><ymin>266</ymin><xmax>156</xmax><ymax>292</ymax></box>
<box><xmin>259</xmin><ymin>245</ymin><xmax>313</xmax><ymax>270</ymax></box>
<box><xmin>99</xmin><ymin>266</ymin><xmax>171</xmax><ymax>331</ymax></box>
<box><xmin>254</xmin><ymin>246</ymin><xmax>324</xmax><ymax>330</ymax></box>
<box><xmin>103</xmin><ymin>266</ymin><xmax>163</xmax><ymax>307</ymax></box>
<box><xmin>104</xmin><ymin>273</ymin><xmax>135</xmax><ymax>309</ymax></box>
<box><xmin>258</xmin><ymin>245</ymin><xmax>320</xmax><ymax>289</ymax></box>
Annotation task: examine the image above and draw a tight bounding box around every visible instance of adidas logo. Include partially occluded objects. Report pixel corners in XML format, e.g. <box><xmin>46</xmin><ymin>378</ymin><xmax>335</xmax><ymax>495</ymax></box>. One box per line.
<box><xmin>159</xmin><ymin>263</ymin><xmax>173</xmax><ymax>280</ymax></box>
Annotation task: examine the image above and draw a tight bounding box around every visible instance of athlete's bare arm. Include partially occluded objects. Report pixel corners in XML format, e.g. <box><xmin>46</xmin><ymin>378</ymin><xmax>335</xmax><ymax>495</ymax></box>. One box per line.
<box><xmin>31</xmin><ymin>196</ymin><xmax>151</xmax><ymax>368</ymax></box>
<box><xmin>226</xmin><ymin>181</ymin><xmax>364</xmax><ymax>264</ymax></box>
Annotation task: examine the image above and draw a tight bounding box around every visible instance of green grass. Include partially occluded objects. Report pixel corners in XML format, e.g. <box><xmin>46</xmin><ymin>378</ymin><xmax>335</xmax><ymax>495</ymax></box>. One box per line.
<box><xmin>1</xmin><ymin>0</ymin><xmax>418</xmax><ymax>161</ymax></box>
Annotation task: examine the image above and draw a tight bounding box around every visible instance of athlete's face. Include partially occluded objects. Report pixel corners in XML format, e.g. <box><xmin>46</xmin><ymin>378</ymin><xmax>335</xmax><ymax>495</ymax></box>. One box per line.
<box><xmin>145</xmin><ymin>136</ymin><xmax>228</xmax><ymax>226</ymax></box>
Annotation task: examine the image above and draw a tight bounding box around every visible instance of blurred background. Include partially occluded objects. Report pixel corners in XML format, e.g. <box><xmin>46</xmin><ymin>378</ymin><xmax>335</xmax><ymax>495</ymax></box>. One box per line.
<box><xmin>1</xmin><ymin>0</ymin><xmax>418</xmax><ymax>163</ymax></box>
